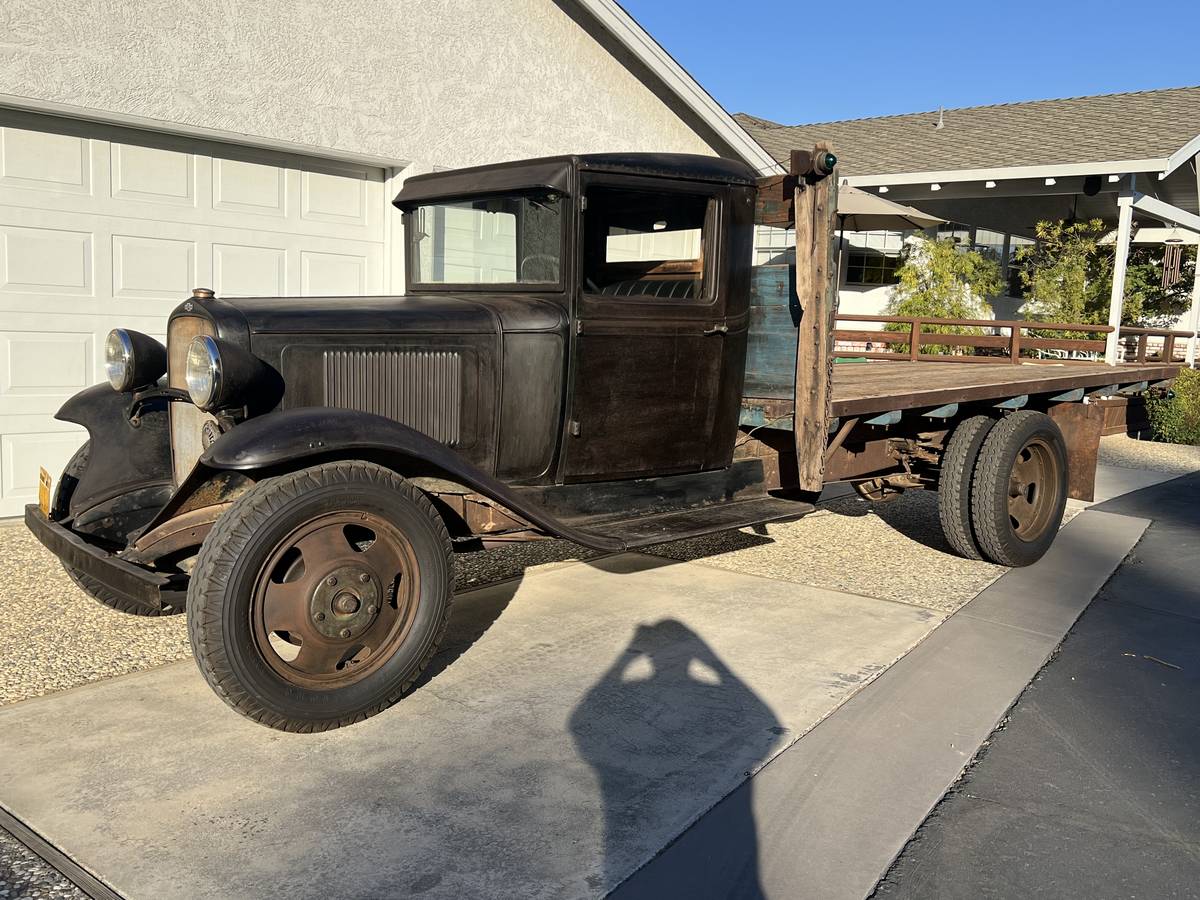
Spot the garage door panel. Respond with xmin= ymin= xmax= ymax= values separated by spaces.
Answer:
xmin=301 ymin=249 xmax=368 ymax=295
xmin=110 ymin=143 xmax=195 ymax=207
xmin=213 ymin=158 xmax=286 ymax=218
xmin=112 ymin=234 xmax=196 ymax=300
xmin=0 ymin=224 xmax=93 ymax=296
xmin=0 ymin=127 xmax=93 ymax=196
xmin=213 ymin=243 xmax=286 ymax=296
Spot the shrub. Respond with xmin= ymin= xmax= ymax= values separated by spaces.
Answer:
xmin=1147 ymin=367 xmax=1200 ymax=445
xmin=884 ymin=236 xmax=1002 ymax=355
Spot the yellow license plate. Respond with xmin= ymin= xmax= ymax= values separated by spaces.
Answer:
xmin=38 ymin=467 xmax=52 ymax=516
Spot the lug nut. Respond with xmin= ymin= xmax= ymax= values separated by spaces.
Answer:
xmin=340 ymin=628 xmax=352 ymax=639
xmin=316 ymin=612 xmax=326 ymax=621
xmin=367 ymin=605 xmax=376 ymax=615
xmin=326 ymin=576 xmax=338 ymax=586
xmin=359 ymin=573 xmax=370 ymax=584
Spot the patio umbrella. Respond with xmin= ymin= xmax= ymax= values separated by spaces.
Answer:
xmin=836 ymin=186 xmax=944 ymax=231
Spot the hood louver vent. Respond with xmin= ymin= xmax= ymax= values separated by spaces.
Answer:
xmin=323 ymin=350 xmax=463 ymax=445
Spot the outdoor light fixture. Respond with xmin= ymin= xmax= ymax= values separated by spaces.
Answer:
xmin=878 ymin=186 xmax=888 ymax=193
xmin=985 ymin=180 xmax=997 ymax=188
xmin=1108 ymin=175 xmax=1121 ymax=183
xmin=1044 ymin=178 xmax=1056 ymax=186
xmin=930 ymin=183 xmax=941 ymax=191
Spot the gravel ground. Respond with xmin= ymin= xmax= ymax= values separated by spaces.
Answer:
xmin=0 ymin=827 xmax=86 ymax=900
xmin=647 ymin=490 xmax=1006 ymax=614
xmin=1099 ymin=433 xmax=1200 ymax=476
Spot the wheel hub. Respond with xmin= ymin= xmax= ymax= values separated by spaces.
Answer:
xmin=310 ymin=565 xmax=380 ymax=640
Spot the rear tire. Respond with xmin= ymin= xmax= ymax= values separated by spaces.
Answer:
xmin=187 ymin=460 xmax=453 ymax=732
xmin=970 ymin=411 xmax=1068 ymax=567
xmin=937 ymin=416 xmax=997 ymax=561
xmin=55 ymin=441 xmax=179 ymax=616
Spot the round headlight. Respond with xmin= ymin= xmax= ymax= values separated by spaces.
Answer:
xmin=104 ymin=329 xmax=135 ymax=391
xmin=185 ymin=335 xmax=222 ymax=411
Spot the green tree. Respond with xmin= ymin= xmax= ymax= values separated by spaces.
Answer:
xmin=1014 ymin=218 xmax=1195 ymax=327
xmin=884 ymin=236 xmax=1003 ymax=355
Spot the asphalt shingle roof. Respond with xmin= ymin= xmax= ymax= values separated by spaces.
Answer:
xmin=735 ymin=86 xmax=1200 ymax=177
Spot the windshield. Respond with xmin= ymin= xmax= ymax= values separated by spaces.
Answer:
xmin=409 ymin=191 xmax=563 ymax=286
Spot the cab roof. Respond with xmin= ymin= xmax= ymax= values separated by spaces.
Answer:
xmin=392 ymin=153 xmax=757 ymax=209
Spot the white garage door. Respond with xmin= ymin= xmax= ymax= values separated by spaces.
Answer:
xmin=0 ymin=109 xmax=390 ymax=517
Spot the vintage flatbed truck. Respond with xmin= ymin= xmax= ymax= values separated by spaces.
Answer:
xmin=25 ymin=149 xmax=1180 ymax=732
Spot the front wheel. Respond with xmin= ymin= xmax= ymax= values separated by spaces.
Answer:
xmin=187 ymin=460 xmax=453 ymax=732
xmin=970 ymin=411 xmax=1068 ymax=567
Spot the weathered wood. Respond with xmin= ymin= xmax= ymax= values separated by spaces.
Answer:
xmin=790 ymin=144 xmax=838 ymax=492
xmin=754 ymin=174 xmax=797 ymax=227
xmin=827 ymin=360 xmax=1180 ymax=417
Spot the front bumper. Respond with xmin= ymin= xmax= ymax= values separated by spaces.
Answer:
xmin=25 ymin=506 xmax=187 ymax=613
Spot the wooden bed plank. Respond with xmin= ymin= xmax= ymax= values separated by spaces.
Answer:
xmin=826 ymin=361 xmax=1178 ymax=417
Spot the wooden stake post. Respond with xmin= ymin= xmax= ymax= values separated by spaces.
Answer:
xmin=755 ymin=145 xmax=839 ymax=492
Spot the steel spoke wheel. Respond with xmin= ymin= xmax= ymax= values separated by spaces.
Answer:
xmin=970 ymin=411 xmax=1068 ymax=567
xmin=253 ymin=511 xmax=420 ymax=687
xmin=187 ymin=461 xmax=453 ymax=732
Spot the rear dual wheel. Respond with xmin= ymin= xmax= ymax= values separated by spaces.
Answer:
xmin=938 ymin=411 xmax=1068 ymax=567
xmin=187 ymin=461 xmax=453 ymax=732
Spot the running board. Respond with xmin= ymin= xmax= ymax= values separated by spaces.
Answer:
xmin=572 ymin=496 xmax=815 ymax=549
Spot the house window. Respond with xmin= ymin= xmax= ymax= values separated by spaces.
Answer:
xmin=844 ymin=230 xmax=906 ymax=286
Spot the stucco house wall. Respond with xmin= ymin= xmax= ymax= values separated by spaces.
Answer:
xmin=0 ymin=0 xmax=721 ymax=168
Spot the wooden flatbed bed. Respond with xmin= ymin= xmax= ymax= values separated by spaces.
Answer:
xmin=828 ymin=360 xmax=1178 ymax=418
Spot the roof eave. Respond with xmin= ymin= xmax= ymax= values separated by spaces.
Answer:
xmin=843 ymin=158 xmax=1171 ymax=188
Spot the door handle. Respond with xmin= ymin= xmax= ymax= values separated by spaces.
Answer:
xmin=702 ymin=323 xmax=729 ymax=335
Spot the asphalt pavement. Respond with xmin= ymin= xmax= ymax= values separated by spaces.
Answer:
xmin=875 ymin=472 xmax=1200 ymax=899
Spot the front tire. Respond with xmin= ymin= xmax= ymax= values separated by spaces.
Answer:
xmin=187 ymin=460 xmax=453 ymax=732
xmin=970 ymin=411 xmax=1068 ymax=567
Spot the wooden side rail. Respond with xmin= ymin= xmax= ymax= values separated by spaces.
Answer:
xmin=833 ymin=315 xmax=1195 ymax=364
xmin=1117 ymin=326 xmax=1195 ymax=363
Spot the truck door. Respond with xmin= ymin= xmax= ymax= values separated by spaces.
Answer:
xmin=561 ymin=178 xmax=731 ymax=481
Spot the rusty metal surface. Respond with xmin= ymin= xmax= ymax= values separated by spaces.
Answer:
xmin=1047 ymin=402 xmax=1104 ymax=502
xmin=126 ymin=503 xmax=228 ymax=563
xmin=252 ymin=510 xmax=420 ymax=687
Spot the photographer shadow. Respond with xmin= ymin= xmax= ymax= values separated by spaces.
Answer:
xmin=569 ymin=618 xmax=781 ymax=899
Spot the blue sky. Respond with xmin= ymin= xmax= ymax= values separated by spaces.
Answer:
xmin=620 ymin=0 xmax=1200 ymax=125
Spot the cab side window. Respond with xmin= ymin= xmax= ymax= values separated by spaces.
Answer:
xmin=581 ymin=187 xmax=711 ymax=301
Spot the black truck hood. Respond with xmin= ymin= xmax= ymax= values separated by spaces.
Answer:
xmin=231 ymin=294 xmax=498 ymax=335
xmin=228 ymin=293 xmax=567 ymax=335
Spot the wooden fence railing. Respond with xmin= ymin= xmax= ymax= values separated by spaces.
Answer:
xmin=833 ymin=315 xmax=1195 ymax=364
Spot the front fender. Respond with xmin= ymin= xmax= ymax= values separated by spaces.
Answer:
xmin=55 ymin=384 xmax=173 ymax=516
xmin=197 ymin=408 xmax=623 ymax=552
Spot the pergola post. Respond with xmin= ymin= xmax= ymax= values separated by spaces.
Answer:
xmin=1105 ymin=191 xmax=1135 ymax=365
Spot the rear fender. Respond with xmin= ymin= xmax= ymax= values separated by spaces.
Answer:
xmin=55 ymin=384 xmax=173 ymax=517
xmin=170 ymin=408 xmax=622 ymax=551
